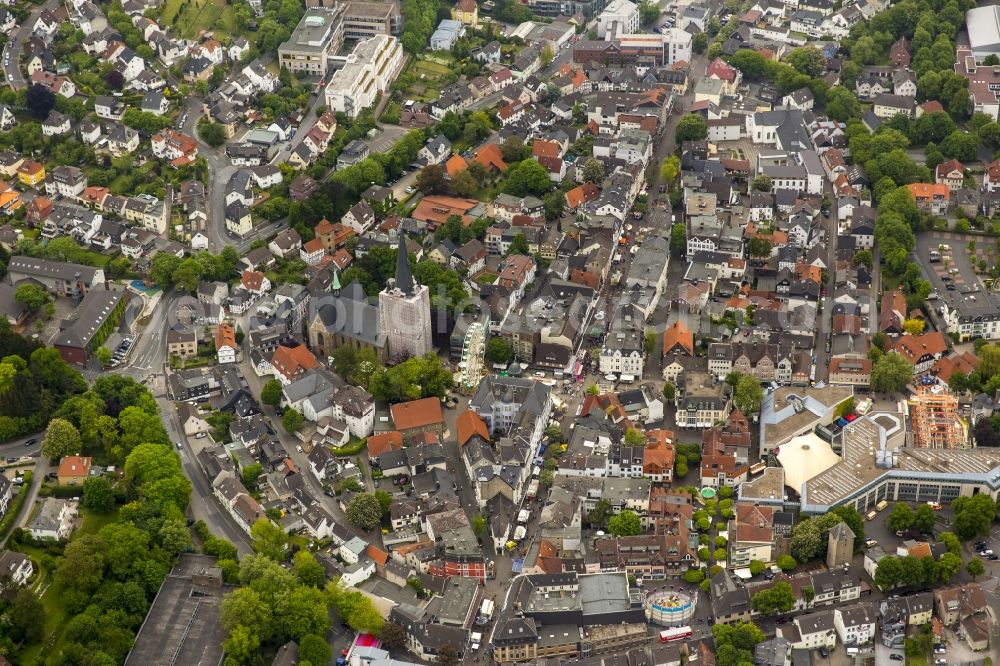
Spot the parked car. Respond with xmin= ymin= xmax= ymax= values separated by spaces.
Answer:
xmin=818 ymin=648 xmax=829 ymax=658
xmin=24 ymin=438 xmax=36 ymax=447
xmin=890 ymin=655 xmax=904 ymax=661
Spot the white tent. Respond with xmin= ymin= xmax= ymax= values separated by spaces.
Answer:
xmin=775 ymin=432 xmax=841 ymax=493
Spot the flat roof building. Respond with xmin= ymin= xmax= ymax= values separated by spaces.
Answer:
xmin=324 ymin=34 xmax=404 ymax=117
xmin=341 ymin=0 xmax=400 ymax=39
xmin=278 ymin=7 xmax=345 ymax=75
xmin=967 ymin=5 xmax=1000 ymax=60
xmin=125 ymin=554 xmax=233 ymax=666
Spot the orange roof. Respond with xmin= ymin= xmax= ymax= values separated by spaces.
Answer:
xmin=271 ymin=343 xmax=318 ymax=379
xmin=0 ymin=191 xmax=22 ymax=211
xmin=565 ymin=183 xmax=599 ymax=209
xmin=82 ymin=186 xmax=109 ymax=206
xmin=663 ymin=320 xmax=694 ymax=356
xmin=472 ymin=143 xmax=508 ymax=172
xmin=57 ymin=455 xmax=91 ymax=478
xmin=907 ymin=182 xmax=950 ymax=200
xmin=303 ymin=237 xmax=325 ymax=253
xmin=532 ymin=140 xmax=560 ymax=159
xmin=390 ymin=397 xmax=445 ymax=431
xmin=412 ymin=195 xmax=478 ymax=226
xmin=367 ymin=431 xmax=403 ymax=458
xmin=456 ymin=409 xmax=490 ymax=446
xmin=446 ymin=154 xmax=468 ymax=178
xmin=643 ymin=430 xmax=675 ymax=473
xmin=932 ymin=351 xmax=979 ymax=382
xmin=18 ymin=160 xmax=43 ymax=175
xmin=215 ymin=322 xmax=236 ymax=350
xmin=315 ymin=218 xmax=336 ymax=236
xmin=242 ymin=270 xmax=265 ymax=291
xmin=893 ymin=332 xmax=948 ymax=364
xmin=366 ymin=544 xmax=389 ymax=566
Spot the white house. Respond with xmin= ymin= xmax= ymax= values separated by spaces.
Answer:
xmin=834 ymin=602 xmax=877 ymax=646
xmin=27 ymin=498 xmax=78 ymax=540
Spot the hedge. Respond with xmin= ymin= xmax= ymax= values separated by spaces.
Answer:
xmin=0 ymin=471 xmax=32 ymax=541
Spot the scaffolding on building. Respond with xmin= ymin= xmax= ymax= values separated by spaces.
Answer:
xmin=908 ymin=384 xmax=968 ymax=449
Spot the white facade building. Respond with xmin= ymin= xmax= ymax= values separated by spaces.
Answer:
xmin=324 ymin=35 xmax=404 ymax=118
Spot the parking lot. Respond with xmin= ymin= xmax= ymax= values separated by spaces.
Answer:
xmin=364 ymin=125 xmax=409 ymax=155
xmin=914 ymin=231 xmax=991 ymax=295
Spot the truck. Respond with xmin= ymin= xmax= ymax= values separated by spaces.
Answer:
xmin=513 ymin=525 xmax=527 ymax=541
xmin=471 ymin=631 xmax=483 ymax=650
xmin=518 ymin=509 xmax=531 ymax=523
xmin=479 ymin=599 xmax=494 ymax=623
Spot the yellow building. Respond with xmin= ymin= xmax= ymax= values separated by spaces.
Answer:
xmin=452 ymin=0 xmax=478 ymax=27
xmin=17 ymin=160 xmax=45 ymax=187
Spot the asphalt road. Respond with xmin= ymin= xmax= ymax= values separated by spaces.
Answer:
xmin=2 ymin=0 xmax=59 ymax=91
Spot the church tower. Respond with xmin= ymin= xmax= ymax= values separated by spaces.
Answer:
xmin=378 ymin=235 xmax=433 ymax=361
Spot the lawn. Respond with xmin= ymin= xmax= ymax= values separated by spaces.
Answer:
xmin=161 ymin=0 xmax=238 ymax=39
xmin=475 ymin=272 xmax=498 ymax=285
xmin=16 ymin=507 xmax=120 ymax=664
xmin=401 ymin=58 xmax=456 ymax=102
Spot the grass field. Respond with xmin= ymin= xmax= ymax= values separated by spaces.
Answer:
xmin=161 ymin=0 xmax=239 ymax=39
xmin=405 ymin=58 xmax=455 ymax=102
xmin=17 ymin=507 xmax=120 ymax=664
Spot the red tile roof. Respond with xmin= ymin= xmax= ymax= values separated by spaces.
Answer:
xmin=390 ymin=397 xmax=445 ymax=431
xmin=367 ymin=431 xmax=403 ymax=458
xmin=457 ymin=409 xmax=490 ymax=446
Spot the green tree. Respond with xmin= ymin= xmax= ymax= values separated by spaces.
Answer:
xmin=261 ymin=379 xmax=284 ymax=407
xmin=241 ymin=463 xmax=264 ymax=489
xmin=624 ymin=428 xmax=645 ymax=447
xmin=748 ymin=237 xmax=772 ymax=258
xmin=871 ymin=353 xmax=914 ymax=394
xmin=41 ymin=417 xmax=82 ymax=459
xmin=967 ymin=557 xmax=985 ymax=579
xmin=588 ymin=499 xmax=613 ymax=528
xmin=938 ymin=531 xmax=961 ymax=556
xmin=802 ymin=586 xmax=815 ymax=605
xmin=913 ymin=504 xmax=935 ymax=533
xmin=506 ymin=233 xmax=530 ymax=257
xmin=874 ymin=555 xmax=903 ymax=590
xmin=825 ymin=86 xmax=861 ymax=121
xmin=503 ymin=160 xmax=552 ymax=196
xmin=660 ymin=155 xmax=680 ymax=187
xmin=346 ymin=493 xmax=383 ymax=531
xmin=750 ymin=175 xmax=772 ymax=192
xmin=9 ymin=588 xmax=45 ymax=643
xmin=733 ymin=375 xmax=764 ymax=414
xmin=282 ymin=408 xmax=304 ymax=432
xmin=293 ymin=551 xmax=327 ymax=588
xmin=250 ymin=518 xmax=288 ymax=561
xmin=95 ymin=346 xmax=112 ymax=366
xmin=485 ymin=337 xmax=513 ymax=365
xmin=675 ymin=114 xmax=708 ymax=143
xmin=670 ymin=223 xmax=687 ymax=258
xmin=751 ymin=581 xmax=795 ymax=615
xmin=683 ymin=568 xmax=706 ymax=583
xmin=540 ymin=44 xmax=555 ymax=66
xmin=300 ymin=634 xmax=333 ymax=665
xmin=888 ymin=503 xmax=915 ymax=532
xmin=82 ymin=476 xmax=116 ymax=513
xmin=198 ymin=120 xmax=226 ymax=147
xmin=776 ymin=555 xmax=796 ymax=571
xmin=607 ymin=510 xmax=643 ymax=536
xmin=749 ymin=560 xmax=767 ymax=576
xmin=582 ymin=158 xmax=605 ymax=184
xmin=14 ymin=283 xmax=49 ymax=312
xmin=692 ymin=32 xmax=708 ymax=53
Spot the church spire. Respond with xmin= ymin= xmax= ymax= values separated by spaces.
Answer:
xmin=395 ymin=233 xmax=415 ymax=296
xmin=331 ymin=268 xmax=341 ymax=294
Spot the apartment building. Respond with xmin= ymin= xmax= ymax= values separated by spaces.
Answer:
xmin=324 ymin=34 xmax=404 ymax=117
xmin=278 ymin=7 xmax=345 ymax=75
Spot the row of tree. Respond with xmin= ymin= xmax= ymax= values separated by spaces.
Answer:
xmin=328 ymin=347 xmax=455 ymax=403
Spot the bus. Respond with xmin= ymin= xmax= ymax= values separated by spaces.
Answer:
xmin=659 ymin=627 xmax=693 ymax=643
